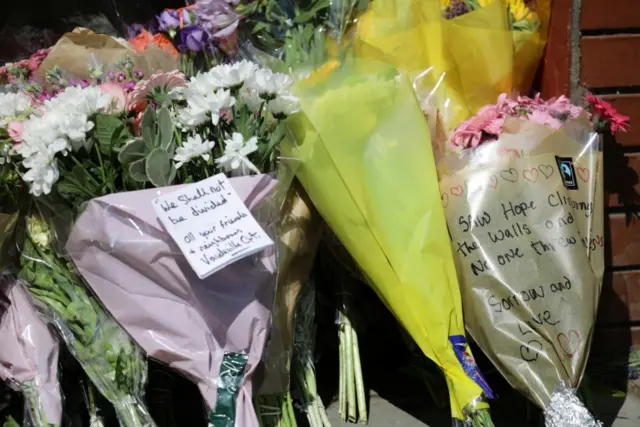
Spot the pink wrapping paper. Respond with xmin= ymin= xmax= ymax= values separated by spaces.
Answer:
xmin=0 ymin=277 xmax=62 ymax=425
xmin=65 ymin=175 xmax=278 ymax=427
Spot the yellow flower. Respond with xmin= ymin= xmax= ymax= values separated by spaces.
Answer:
xmin=26 ymin=215 xmax=51 ymax=249
xmin=478 ymin=0 xmax=494 ymax=7
xmin=505 ymin=0 xmax=534 ymax=22
xmin=441 ymin=0 xmax=452 ymax=8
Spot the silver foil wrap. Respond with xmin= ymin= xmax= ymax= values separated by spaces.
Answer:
xmin=544 ymin=382 xmax=602 ymax=427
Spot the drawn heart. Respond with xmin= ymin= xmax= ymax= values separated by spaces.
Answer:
xmin=595 ymin=235 xmax=604 ymax=247
xmin=538 ymin=164 xmax=554 ymax=179
xmin=519 ymin=340 xmax=543 ymax=363
xmin=488 ymin=175 xmax=498 ymax=189
xmin=441 ymin=192 xmax=449 ymax=208
xmin=499 ymin=147 xmax=521 ymax=160
xmin=450 ymin=185 xmax=463 ymax=197
xmin=577 ymin=167 xmax=590 ymax=183
xmin=523 ymin=168 xmax=539 ymax=183
xmin=557 ymin=330 xmax=582 ymax=359
xmin=500 ymin=168 xmax=519 ymax=183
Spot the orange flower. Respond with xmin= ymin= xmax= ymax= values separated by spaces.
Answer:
xmin=128 ymin=29 xmax=179 ymax=58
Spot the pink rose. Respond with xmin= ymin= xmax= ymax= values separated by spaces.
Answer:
xmin=99 ymin=82 xmax=127 ymax=113
xmin=7 ymin=121 xmax=25 ymax=143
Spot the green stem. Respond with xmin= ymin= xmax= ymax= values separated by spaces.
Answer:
xmin=344 ymin=319 xmax=356 ymax=422
xmin=69 ymin=154 xmax=101 ymax=189
xmin=351 ymin=327 xmax=367 ymax=424
xmin=338 ymin=326 xmax=346 ymax=420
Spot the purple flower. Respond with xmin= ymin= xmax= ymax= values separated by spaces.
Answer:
xmin=126 ymin=23 xmax=145 ymax=39
xmin=157 ymin=9 xmax=191 ymax=32
xmin=194 ymin=0 xmax=241 ymax=39
xmin=444 ymin=0 xmax=470 ymax=19
xmin=178 ymin=25 xmax=210 ymax=52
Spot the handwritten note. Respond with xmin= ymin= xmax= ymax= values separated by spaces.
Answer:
xmin=153 ymin=174 xmax=274 ymax=280
xmin=440 ymin=151 xmax=604 ymax=406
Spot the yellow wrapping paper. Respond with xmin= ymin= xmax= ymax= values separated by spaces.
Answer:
xmin=354 ymin=0 xmax=549 ymax=132
xmin=283 ymin=58 xmax=490 ymax=419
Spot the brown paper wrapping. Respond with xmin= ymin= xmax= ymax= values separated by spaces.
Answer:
xmin=438 ymin=119 xmax=604 ymax=408
xmin=35 ymin=28 xmax=178 ymax=81
xmin=256 ymin=179 xmax=322 ymax=395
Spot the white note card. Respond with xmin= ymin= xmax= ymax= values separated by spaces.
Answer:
xmin=153 ymin=173 xmax=274 ymax=280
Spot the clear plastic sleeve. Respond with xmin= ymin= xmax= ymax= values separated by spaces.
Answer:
xmin=437 ymin=117 xmax=603 ymax=422
xmin=64 ymin=174 xmax=282 ymax=427
xmin=283 ymin=56 xmax=493 ymax=423
xmin=19 ymin=212 xmax=155 ymax=427
xmin=0 ymin=275 xmax=62 ymax=427
xmin=256 ymin=178 xmax=322 ymax=397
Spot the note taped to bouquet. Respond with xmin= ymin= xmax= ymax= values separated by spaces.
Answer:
xmin=153 ymin=174 xmax=274 ymax=279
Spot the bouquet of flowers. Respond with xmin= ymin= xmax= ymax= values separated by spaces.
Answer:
xmin=0 ymin=277 xmax=62 ymax=427
xmin=4 ymin=54 xmax=302 ymax=427
xmin=128 ymin=1 xmax=242 ymax=76
xmin=436 ymin=93 xmax=629 ymax=426
xmin=284 ymin=56 xmax=496 ymax=426
xmin=355 ymin=0 xmax=549 ymax=134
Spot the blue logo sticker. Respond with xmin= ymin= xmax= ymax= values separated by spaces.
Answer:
xmin=449 ymin=335 xmax=495 ymax=399
xmin=555 ymin=156 xmax=579 ymax=190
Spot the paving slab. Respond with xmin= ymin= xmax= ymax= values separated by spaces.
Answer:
xmin=322 ymin=391 xmax=640 ymax=427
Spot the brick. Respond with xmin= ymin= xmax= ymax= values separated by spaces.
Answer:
xmin=609 ymin=215 xmax=640 ymax=266
xmin=581 ymin=0 xmax=640 ymax=31
xmin=598 ymin=270 xmax=640 ymax=323
xmin=581 ymin=35 xmax=640 ymax=88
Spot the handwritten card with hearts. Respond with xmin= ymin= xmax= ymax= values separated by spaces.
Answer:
xmin=438 ymin=150 xmax=605 ymax=407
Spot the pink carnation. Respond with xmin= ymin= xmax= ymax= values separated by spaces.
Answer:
xmin=7 ymin=121 xmax=25 ymax=143
xmin=126 ymin=70 xmax=187 ymax=112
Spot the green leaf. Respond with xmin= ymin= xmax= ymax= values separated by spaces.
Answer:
xmin=118 ymin=139 xmax=147 ymax=164
xmin=128 ymin=158 xmax=148 ymax=182
xmin=145 ymin=148 xmax=175 ymax=188
xmin=94 ymin=114 xmax=124 ymax=153
xmin=156 ymin=107 xmax=174 ymax=150
xmin=3 ymin=415 xmax=20 ymax=427
xmin=141 ymin=105 xmax=157 ymax=150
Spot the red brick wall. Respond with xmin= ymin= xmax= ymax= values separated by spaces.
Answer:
xmin=540 ymin=0 xmax=640 ymax=349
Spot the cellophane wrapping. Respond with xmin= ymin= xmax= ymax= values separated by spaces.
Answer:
xmin=283 ymin=56 xmax=493 ymax=422
xmin=64 ymin=174 xmax=282 ymax=427
xmin=354 ymin=0 xmax=549 ymax=134
xmin=437 ymin=117 xmax=604 ymax=413
xmin=19 ymin=210 xmax=155 ymax=427
xmin=0 ymin=274 xmax=62 ymax=427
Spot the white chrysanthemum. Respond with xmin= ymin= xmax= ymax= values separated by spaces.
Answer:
xmin=207 ymin=89 xmax=235 ymax=125
xmin=215 ymin=132 xmax=259 ymax=176
xmin=15 ymin=86 xmax=106 ymax=195
xmin=239 ymin=87 xmax=264 ymax=113
xmin=187 ymin=73 xmax=218 ymax=98
xmin=250 ymin=68 xmax=295 ymax=99
xmin=208 ymin=60 xmax=257 ymax=89
xmin=43 ymin=86 xmax=111 ymax=116
xmin=22 ymin=153 xmax=60 ymax=196
xmin=268 ymin=94 xmax=300 ymax=117
xmin=0 ymin=92 xmax=32 ymax=125
xmin=174 ymin=134 xmax=215 ymax=168
xmin=177 ymin=89 xmax=236 ymax=128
